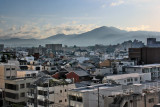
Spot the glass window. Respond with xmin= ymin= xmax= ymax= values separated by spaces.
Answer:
xmin=20 ymin=84 xmax=25 ymax=89
xmin=20 ymin=92 xmax=25 ymax=97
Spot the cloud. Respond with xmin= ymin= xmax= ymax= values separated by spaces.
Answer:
xmin=0 ymin=20 xmax=6 ymax=24
xmin=122 ymin=25 xmax=150 ymax=31
xmin=44 ymin=23 xmax=99 ymax=38
xmin=0 ymin=22 xmax=99 ymax=39
xmin=9 ymin=25 xmax=17 ymax=31
xmin=110 ymin=0 xmax=124 ymax=6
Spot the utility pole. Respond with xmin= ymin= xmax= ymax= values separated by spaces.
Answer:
xmin=98 ymin=87 xmax=100 ymax=107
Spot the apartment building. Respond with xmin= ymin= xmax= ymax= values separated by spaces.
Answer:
xmin=125 ymin=64 xmax=160 ymax=80
xmin=27 ymin=77 xmax=76 ymax=107
xmin=103 ymin=73 xmax=151 ymax=85
xmin=4 ymin=77 xmax=37 ymax=106
xmin=68 ymin=82 xmax=160 ymax=107
xmin=0 ymin=63 xmax=17 ymax=89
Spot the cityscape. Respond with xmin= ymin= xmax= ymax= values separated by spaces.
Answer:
xmin=1 ymin=0 xmax=160 ymax=107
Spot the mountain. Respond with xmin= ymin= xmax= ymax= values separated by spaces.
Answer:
xmin=1 ymin=26 xmax=160 ymax=47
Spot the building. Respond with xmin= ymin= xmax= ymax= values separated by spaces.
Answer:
xmin=125 ymin=64 xmax=160 ymax=80
xmin=93 ymin=68 xmax=113 ymax=76
xmin=106 ymin=89 xmax=160 ymax=107
xmin=16 ymin=70 xmax=39 ymax=78
xmin=27 ymin=77 xmax=75 ymax=107
xmin=45 ymin=44 xmax=62 ymax=52
xmin=0 ymin=63 xmax=17 ymax=89
xmin=68 ymin=82 xmax=160 ymax=107
xmin=147 ymin=38 xmax=160 ymax=47
xmin=103 ymin=73 xmax=151 ymax=85
xmin=4 ymin=77 xmax=37 ymax=106
xmin=0 ymin=44 xmax=4 ymax=51
xmin=66 ymin=69 xmax=90 ymax=83
xmin=129 ymin=47 xmax=160 ymax=64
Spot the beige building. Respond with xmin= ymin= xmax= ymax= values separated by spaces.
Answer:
xmin=0 ymin=63 xmax=17 ymax=89
xmin=27 ymin=77 xmax=76 ymax=107
xmin=4 ymin=77 xmax=37 ymax=105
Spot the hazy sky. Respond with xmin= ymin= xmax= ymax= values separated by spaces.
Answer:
xmin=0 ymin=0 xmax=160 ymax=39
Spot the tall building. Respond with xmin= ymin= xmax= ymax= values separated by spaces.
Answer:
xmin=0 ymin=44 xmax=4 ymax=51
xmin=129 ymin=47 xmax=160 ymax=64
xmin=45 ymin=44 xmax=62 ymax=52
xmin=147 ymin=38 xmax=160 ymax=47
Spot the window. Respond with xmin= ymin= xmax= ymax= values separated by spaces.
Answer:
xmin=5 ymin=92 xmax=19 ymax=99
xmin=124 ymin=80 xmax=126 ymax=83
xmin=134 ymin=68 xmax=136 ymax=71
xmin=65 ymin=89 xmax=67 ymax=92
xmin=60 ymin=90 xmax=62 ymax=93
xmin=26 ymin=83 xmax=30 ymax=88
xmin=127 ymin=79 xmax=130 ymax=82
xmin=6 ymin=68 xmax=10 ymax=71
xmin=59 ymin=100 xmax=62 ymax=103
xmin=77 ymin=97 xmax=83 ymax=102
xmin=26 ymin=74 xmax=30 ymax=77
xmin=20 ymin=92 xmax=25 ymax=97
xmin=32 ymin=73 xmax=36 ymax=77
xmin=12 ymin=68 xmax=15 ymax=70
xmin=20 ymin=84 xmax=25 ymax=89
xmin=5 ymin=83 xmax=18 ymax=90
xmin=149 ymin=98 xmax=154 ymax=103
xmin=134 ymin=78 xmax=138 ymax=81
xmin=65 ymin=99 xmax=67 ymax=102
xmin=69 ymin=95 xmax=76 ymax=101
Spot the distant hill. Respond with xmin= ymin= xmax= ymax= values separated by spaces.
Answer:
xmin=1 ymin=26 xmax=160 ymax=47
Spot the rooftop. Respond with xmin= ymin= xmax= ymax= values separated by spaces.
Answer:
xmin=128 ymin=64 xmax=160 ymax=68
xmin=105 ymin=73 xmax=146 ymax=80
xmin=71 ymin=83 xmax=120 ymax=93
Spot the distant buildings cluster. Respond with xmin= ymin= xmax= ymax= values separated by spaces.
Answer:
xmin=0 ymin=38 xmax=160 ymax=107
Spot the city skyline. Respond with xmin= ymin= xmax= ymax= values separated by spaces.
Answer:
xmin=0 ymin=0 xmax=160 ymax=39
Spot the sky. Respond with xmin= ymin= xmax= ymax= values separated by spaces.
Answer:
xmin=0 ymin=0 xmax=160 ymax=39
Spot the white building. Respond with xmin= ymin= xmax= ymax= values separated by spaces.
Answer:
xmin=93 ymin=68 xmax=112 ymax=76
xmin=27 ymin=77 xmax=76 ymax=107
xmin=125 ymin=64 xmax=160 ymax=80
xmin=103 ymin=73 xmax=151 ymax=85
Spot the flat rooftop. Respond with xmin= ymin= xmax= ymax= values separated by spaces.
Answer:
xmin=71 ymin=83 xmax=120 ymax=92
xmin=128 ymin=64 xmax=160 ymax=68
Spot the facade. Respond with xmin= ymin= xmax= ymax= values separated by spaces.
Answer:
xmin=68 ymin=82 xmax=160 ymax=107
xmin=4 ymin=77 xmax=37 ymax=105
xmin=45 ymin=44 xmax=62 ymax=52
xmin=147 ymin=38 xmax=160 ymax=47
xmin=103 ymin=73 xmax=151 ymax=85
xmin=0 ymin=63 xmax=17 ymax=89
xmin=125 ymin=64 xmax=160 ymax=80
xmin=27 ymin=78 xmax=76 ymax=107
xmin=106 ymin=89 xmax=160 ymax=107
xmin=16 ymin=70 xmax=39 ymax=78
xmin=93 ymin=68 xmax=113 ymax=76
xmin=66 ymin=70 xmax=90 ymax=83
xmin=129 ymin=47 xmax=160 ymax=64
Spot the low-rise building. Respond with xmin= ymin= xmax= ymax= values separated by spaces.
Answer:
xmin=27 ymin=77 xmax=76 ymax=107
xmin=0 ymin=63 xmax=17 ymax=89
xmin=125 ymin=64 xmax=160 ymax=80
xmin=103 ymin=73 xmax=151 ymax=85
xmin=4 ymin=77 xmax=37 ymax=106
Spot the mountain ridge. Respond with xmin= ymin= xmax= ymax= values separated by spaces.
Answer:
xmin=1 ymin=26 xmax=160 ymax=47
